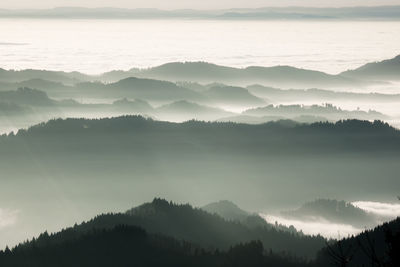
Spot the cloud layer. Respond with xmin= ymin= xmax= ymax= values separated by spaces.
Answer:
xmin=352 ymin=201 xmax=400 ymax=218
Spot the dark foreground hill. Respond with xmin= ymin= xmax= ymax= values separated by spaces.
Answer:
xmin=0 ymin=198 xmax=398 ymax=267
xmin=69 ymin=199 xmax=325 ymax=258
xmin=315 ymin=217 xmax=400 ymax=267
xmin=0 ymin=225 xmax=309 ymax=267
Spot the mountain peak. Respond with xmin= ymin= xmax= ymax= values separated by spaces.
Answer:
xmin=202 ymin=200 xmax=250 ymax=221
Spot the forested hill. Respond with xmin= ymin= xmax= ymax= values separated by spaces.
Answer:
xmin=0 ymin=198 xmax=398 ymax=267
xmin=3 ymin=116 xmax=399 ymax=155
xmin=0 ymin=225 xmax=309 ymax=267
xmin=58 ymin=198 xmax=326 ymax=258
xmin=315 ymin=217 xmax=400 ymax=267
xmin=0 ymin=117 xmax=398 ymax=208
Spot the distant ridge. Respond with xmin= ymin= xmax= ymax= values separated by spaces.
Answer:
xmin=135 ymin=62 xmax=365 ymax=88
xmin=202 ymin=200 xmax=250 ymax=221
xmin=2 ymin=55 xmax=398 ymax=87
xmin=0 ymin=6 xmax=399 ymax=20
xmin=341 ymin=54 xmax=400 ymax=80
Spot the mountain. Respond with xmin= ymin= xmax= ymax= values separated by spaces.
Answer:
xmin=0 ymin=117 xmax=399 ymax=247
xmin=204 ymin=86 xmax=265 ymax=108
xmin=243 ymin=104 xmax=388 ymax=121
xmin=1 ymin=6 xmax=399 ymax=20
xmin=0 ymin=68 xmax=90 ymax=84
xmin=76 ymin=77 xmax=205 ymax=102
xmin=341 ymin=55 xmax=400 ymax=80
xmin=202 ymin=200 xmax=250 ymax=221
xmin=0 ymin=204 xmax=398 ymax=266
xmin=13 ymin=198 xmax=325 ymax=258
xmin=201 ymin=200 xmax=298 ymax=233
xmin=156 ymin=100 xmax=233 ymax=121
xmin=112 ymin=98 xmax=154 ymax=113
xmin=0 ymin=87 xmax=56 ymax=106
xmin=315 ymin=218 xmax=400 ymax=267
xmin=136 ymin=62 xmax=365 ymax=88
xmin=281 ymin=199 xmax=377 ymax=228
xmin=98 ymin=68 xmax=140 ymax=83
xmin=247 ymin=84 xmax=400 ymax=103
xmin=0 ymin=225 xmax=310 ymax=267
xmin=217 ymin=115 xmax=329 ymax=124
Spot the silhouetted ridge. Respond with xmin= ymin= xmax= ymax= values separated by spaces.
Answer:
xmin=281 ymin=199 xmax=377 ymax=227
xmin=202 ymin=200 xmax=250 ymax=221
xmin=316 ymin=218 xmax=400 ymax=267
xmin=56 ymin=198 xmax=326 ymax=258
xmin=0 ymin=224 xmax=310 ymax=267
xmin=136 ymin=62 xmax=362 ymax=87
xmin=341 ymin=54 xmax=400 ymax=80
xmin=0 ymin=87 xmax=55 ymax=106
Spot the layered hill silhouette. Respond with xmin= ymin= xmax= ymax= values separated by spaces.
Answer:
xmin=341 ymin=55 xmax=400 ymax=80
xmin=0 ymin=198 xmax=398 ymax=267
xmin=156 ymin=100 xmax=233 ymax=121
xmin=0 ymin=116 xmax=398 ymax=210
xmin=1 ymin=198 xmax=326 ymax=260
xmin=1 ymin=6 xmax=399 ymax=20
xmin=0 ymin=225 xmax=309 ymax=267
xmin=0 ymin=68 xmax=89 ymax=84
xmin=315 ymin=217 xmax=400 ymax=267
xmin=202 ymin=200 xmax=251 ymax=222
xmin=247 ymin=84 xmax=400 ymax=103
xmin=202 ymin=200 xmax=297 ymax=233
xmin=0 ymin=86 xmax=390 ymax=128
xmin=281 ymin=199 xmax=378 ymax=228
xmin=135 ymin=62 xmax=364 ymax=88
xmin=0 ymin=87 xmax=56 ymax=106
xmin=203 ymin=85 xmax=265 ymax=108
xmin=75 ymin=77 xmax=205 ymax=102
xmin=8 ymin=116 xmax=399 ymax=153
xmin=242 ymin=104 xmax=387 ymax=122
xmin=3 ymin=55 xmax=399 ymax=92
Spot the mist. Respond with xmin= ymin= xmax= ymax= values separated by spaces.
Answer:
xmin=1 ymin=8 xmax=400 ymax=266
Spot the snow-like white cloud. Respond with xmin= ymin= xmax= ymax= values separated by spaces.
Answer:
xmin=352 ymin=201 xmax=400 ymax=218
xmin=259 ymin=213 xmax=361 ymax=239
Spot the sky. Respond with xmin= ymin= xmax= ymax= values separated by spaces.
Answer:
xmin=1 ymin=0 xmax=400 ymax=10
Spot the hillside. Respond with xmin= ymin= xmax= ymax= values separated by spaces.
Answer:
xmin=76 ymin=77 xmax=205 ymax=102
xmin=202 ymin=200 xmax=298 ymax=233
xmin=341 ymin=55 xmax=400 ymax=80
xmin=281 ymin=199 xmax=377 ymax=227
xmin=246 ymin=85 xmax=400 ymax=103
xmin=136 ymin=62 xmax=364 ymax=88
xmin=315 ymin=218 xmax=400 ymax=267
xmin=12 ymin=198 xmax=326 ymax=258
xmin=0 ymin=117 xmax=399 ymax=248
xmin=0 ymin=87 xmax=55 ymax=106
xmin=204 ymin=86 xmax=265 ymax=108
xmin=243 ymin=104 xmax=388 ymax=121
xmin=202 ymin=200 xmax=250 ymax=221
xmin=0 ymin=225 xmax=309 ymax=267
xmin=156 ymin=100 xmax=233 ymax=121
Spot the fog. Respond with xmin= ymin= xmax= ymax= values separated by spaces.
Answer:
xmin=261 ymin=214 xmax=361 ymax=238
xmin=260 ymin=201 xmax=400 ymax=239
xmin=0 ymin=13 xmax=400 ymax=266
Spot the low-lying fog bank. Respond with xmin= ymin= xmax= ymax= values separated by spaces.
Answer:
xmin=261 ymin=201 xmax=400 ymax=239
